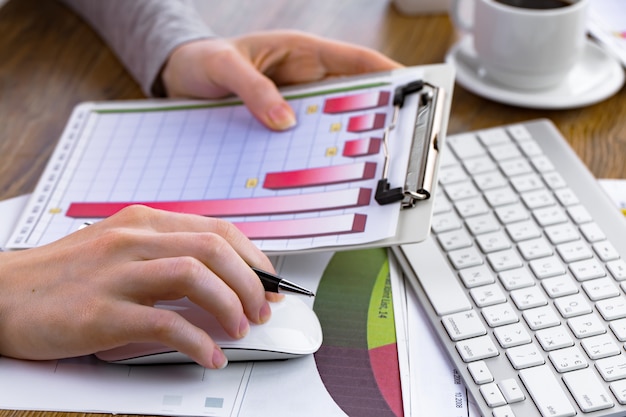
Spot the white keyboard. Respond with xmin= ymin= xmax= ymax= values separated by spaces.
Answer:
xmin=394 ymin=119 xmax=626 ymax=417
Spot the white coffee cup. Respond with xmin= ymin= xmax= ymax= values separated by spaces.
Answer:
xmin=450 ymin=0 xmax=589 ymax=90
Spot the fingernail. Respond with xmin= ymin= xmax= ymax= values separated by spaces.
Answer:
xmin=259 ymin=301 xmax=272 ymax=323
xmin=267 ymin=103 xmax=296 ymax=130
xmin=212 ymin=348 xmax=228 ymax=369
xmin=239 ymin=315 xmax=250 ymax=337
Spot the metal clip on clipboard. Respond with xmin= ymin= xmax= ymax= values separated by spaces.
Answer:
xmin=375 ymin=80 xmax=445 ymax=208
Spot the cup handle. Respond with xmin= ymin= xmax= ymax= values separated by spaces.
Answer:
xmin=449 ymin=0 xmax=473 ymax=32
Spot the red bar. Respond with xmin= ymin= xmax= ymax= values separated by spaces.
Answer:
xmin=342 ymin=137 xmax=382 ymax=157
xmin=323 ymin=91 xmax=390 ymax=114
xmin=235 ymin=213 xmax=367 ymax=239
xmin=263 ymin=162 xmax=377 ymax=190
xmin=347 ymin=113 xmax=387 ymax=132
xmin=65 ymin=188 xmax=373 ymax=218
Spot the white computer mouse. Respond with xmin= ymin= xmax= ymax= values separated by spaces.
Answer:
xmin=95 ymin=295 xmax=323 ymax=365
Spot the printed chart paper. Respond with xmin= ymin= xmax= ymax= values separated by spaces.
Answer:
xmin=0 ymin=249 xmax=408 ymax=417
xmin=7 ymin=73 xmax=425 ymax=252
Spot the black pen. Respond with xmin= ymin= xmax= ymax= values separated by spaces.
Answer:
xmin=252 ymin=267 xmax=315 ymax=297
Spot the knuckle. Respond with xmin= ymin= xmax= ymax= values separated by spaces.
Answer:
xmin=115 ymin=204 xmax=154 ymax=222
xmin=146 ymin=309 xmax=184 ymax=342
xmin=165 ymin=256 xmax=207 ymax=286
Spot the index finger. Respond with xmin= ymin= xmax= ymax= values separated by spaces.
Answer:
xmin=97 ymin=205 xmax=274 ymax=273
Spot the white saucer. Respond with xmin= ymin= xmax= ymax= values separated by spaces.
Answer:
xmin=445 ymin=36 xmax=625 ymax=109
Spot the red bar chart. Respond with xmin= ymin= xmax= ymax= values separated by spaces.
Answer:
xmin=263 ymin=162 xmax=377 ymax=190
xmin=234 ymin=213 xmax=367 ymax=239
xmin=347 ymin=113 xmax=387 ymax=133
xmin=323 ymin=91 xmax=390 ymax=114
xmin=66 ymin=188 xmax=372 ymax=218
xmin=343 ymin=137 xmax=382 ymax=157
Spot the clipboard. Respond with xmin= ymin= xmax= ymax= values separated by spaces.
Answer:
xmin=5 ymin=64 xmax=454 ymax=253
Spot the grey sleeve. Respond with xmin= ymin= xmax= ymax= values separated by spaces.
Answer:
xmin=59 ymin=0 xmax=214 ymax=96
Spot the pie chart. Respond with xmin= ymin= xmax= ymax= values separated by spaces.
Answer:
xmin=313 ymin=248 xmax=403 ymax=417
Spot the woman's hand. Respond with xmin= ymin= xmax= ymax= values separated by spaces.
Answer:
xmin=0 ymin=205 xmax=280 ymax=369
xmin=161 ymin=30 xmax=402 ymax=130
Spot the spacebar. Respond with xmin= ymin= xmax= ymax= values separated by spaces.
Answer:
xmin=398 ymin=237 xmax=472 ymax=316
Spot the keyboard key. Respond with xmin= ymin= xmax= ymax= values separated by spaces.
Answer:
xmin=482 ymin=302 xmax=519 ymax=327
xmin=400 ymin=239 xmax=472 ymax=316
xmin=531 ymin=155 xmax=555 ymax=173
xmin=431 ymin=212 xmax=462 ymax=233
xmin=478 ymin=128 xmax=512 ymax=146
xmin=445 ymin=181 xmax=480 ymax=201
xmin=568 ymin=313 xmax=606 ymax=338
xmin=465 ymin=213 xmax=501 ymax=235
xmin=499 ymin=268 xmax=535 ymax=290
xmin=554 ymin=294 xmax=592 ymax=318
xmin=463 ymin=155 xmax=496 ymax=175
xmin=479 ymin=382 xmax=507 ymax=407
xmin=506 ymin=220 xmax=542 ymax=242
xmin=569 ymin=259 xmax=606 ymax=281
xmin=519 ymin=365 xmax=576 ymax=417
xmin=495 ymin=203 xmax=530 ymax=224
xmin=607 ymin=259 xmax=626 ymax=281
xmin=499 ymin=158 xmax=534 ymax=177
xmin=456 ymin=335 xmax=499 ymax=362
xmin=567 ymin=205 xmax=592 ymax=224
xmin=528 ymin=255 xmax=566 ymax=279
xmin=511 ymin=286 xmax=548 ymax=310
xmin=518 ymin=237 xmax=554 ymax=260
xmin=610 ymin=318 xmax=626 ymax=341
xmin=533 ymin=206 xmax=568 ymax=227
xmin=521 ymin=189 xmax=556 ymax=209
xmin=487 ymin=249 xmax=524 ymax=272
xmin=523 ymin=305 xmax=561 ymax=330
xmin=474 ymin=171 xmax=508 ymax=191
xmin=442 ymin=310 xmax=486 ymax=341
xmin=544 ymin=223 xmax=580 ymax=244
xmin=467 ymin=360 xmax=493 ymax=384
xmin=492 ymin=405 xmax=516 ymax=417
xmin=562 ymin=368 xmax=614 ymax=412
xmin=581 ymin=334 xmax=621 ymax=360
xmin=582 ymin=277 xmax=619 ymax=301
xmin=494 ymin=323 xmax=532 ymax=348
xmin=579 ymin=222 xmax=605 ymax=243
xmin=484 ymin=186 xmax=520 ymax=207
xmin=448 ymin=133 xmax=485 ymax=159
xmin=498 ymin=378 xmax=525 ymax=403
xmin=459 ymin=265 xmax=496 ymax=288
xmin=437 ymin=229 xmax=473 ymax=251
xmin=596 ymin=296 xmax=626 ymax=321
xmin=536 ymin=326 xmax=574 ymax=351
xmin=449 ymin=247 xmax=484 ymax=269
xmin=556 ymin=241 xmax=593 ymax=263
xmin=506 ymin=343 xmax=545 ymax=369
xmin=454 ymin=196 xmax=490 ymax=218
xmin=596 ymin=355 xmax=626 ymax=381
xmin=548 ymin=346 xmax=588 ymax=372
xmin=541 ymin=275 xmax=578 ymax=298
xmin=470 ymin=284 xmax=507 ymax=307
xmin=610 ymin=379 xmax=626 ymax=404
xmin=510 ymin=173 xmax=544 ymax=193
xmin=476 ymin=231 xmax=512 ymax=253
xmin=593 ymin=241 xmax=620 ymax=262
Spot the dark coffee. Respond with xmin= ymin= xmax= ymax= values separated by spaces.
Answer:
xmin=494 ymin=0 xmax=572 ymax=9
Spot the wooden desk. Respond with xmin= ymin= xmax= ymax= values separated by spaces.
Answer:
xmin=0 ymin=0 xmax=624 ymax=416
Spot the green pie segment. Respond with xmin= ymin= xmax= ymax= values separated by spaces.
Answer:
xmin=313 ymin=248 xmax=402 ymax=417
